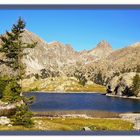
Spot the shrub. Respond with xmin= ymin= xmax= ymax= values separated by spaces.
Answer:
xmin=11 ymin=105 xmax=34 ymax=128
xmin=34 ymin=73 xmax=40 ymax=80
xmin=29 ymin=87 xmax=39 ymax=92
xmin=40 ymin=69 xmax=50 ymax=79
xmin=78 ymin=76 xmax=87 ymax=86
xmin=94 ymin=71 xmax=105 ymax=85
xmin=74 ymin=69 xmax=87 ymax=86
xmin=89 ymin=125 xmax=109 ymax=131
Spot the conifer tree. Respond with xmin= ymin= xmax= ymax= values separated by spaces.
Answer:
xmin=0 ymin=17 xmax=37 ymax=96
xmin=0 ymin=17 xmax=37 ymax=127
xmin=131 ymin=73 xmax=140 ymax=96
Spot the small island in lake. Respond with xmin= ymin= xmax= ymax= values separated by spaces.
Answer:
xmin=0 ymin=9 xmax=140 ymax=133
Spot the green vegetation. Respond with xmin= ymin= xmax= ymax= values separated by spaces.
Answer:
xmin=0 ymin=17 xmax=36 ymax=127
xmin=40 ymin=69 xmax=60 ymax=79
xmin=74 ymin=69 xmax=87 ymax=86
xmin=65 ymin=84 xmax=106 ymax=93
xmin=45 ymin=118 xmax=133 ymax=131
xmin=94 ymin=71 xmax=104 ymax=85
xmin=28 ymin=87 xmax=39 ymax=92
xmin=2 ymin=80 xmax=22 ymax=103
xmin=0 ymin=117 xmax=134 ymax=131
xmin=40 ymin=69 xmax=50 ymax=79
xmin=11 ymin=105 xmax=34 ymax=128
xmin=0 ymin=76 xmax=9 ymax=99
xmin=131 ymin=73 xmax=140 ymax=96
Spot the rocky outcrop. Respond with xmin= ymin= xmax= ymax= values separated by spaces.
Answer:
xmin=106 ymin=73 xmax=140 ymax=98
xmin=22 ymin=31 xmax=80 ymax=75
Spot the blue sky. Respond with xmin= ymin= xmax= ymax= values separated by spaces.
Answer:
xmin=0 ymin=10 xmax=140 ymax=51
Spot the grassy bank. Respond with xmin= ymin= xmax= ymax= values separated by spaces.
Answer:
xmin=0 ymin=117 xmax=134 ymax=131
xmin=22 ymin=77 xmax=106 ymax=93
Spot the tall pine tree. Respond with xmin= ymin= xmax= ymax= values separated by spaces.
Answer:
xmin=0 ymin=17 xmax=37 ymax=96
xmin=131 ymin=73 xmax=140 ymax=96
xmin=0 ymin=17 xmax=37 ymax=127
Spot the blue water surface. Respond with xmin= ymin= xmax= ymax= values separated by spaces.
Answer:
xmin=25 ymin=92 xmax=140 ymax=113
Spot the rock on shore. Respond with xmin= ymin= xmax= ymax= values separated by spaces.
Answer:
xmin=0 ymin=116 xmax=11 ymax=125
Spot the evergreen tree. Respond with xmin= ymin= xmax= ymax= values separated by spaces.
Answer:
xmin=0 ymin=17 xmax=37 ymax=96
xmin=136 ymin=65 xmax=140 ymax=72
xmin=74 ymin=69 xmax=87 ymax=86
xmin=0 ymin=17 xmax=37 ymax=127
xmin=40 ymin=69 xmax=50 ymax=79
xmin=11 ymin=105 xmax=34 ymax=128
xmin=94 ymin=71 xmax=104 ymax=85
xmin=0 ymin=76 xmax=9 ymax=99
xmin=2 ymin=79 xmax=22 ymax=103
xmin=131 ymin=73 xmax=140 ymax=96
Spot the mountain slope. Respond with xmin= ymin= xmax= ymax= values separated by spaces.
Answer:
xmin=0 ymin=29 xmax=140 ymax=89
xmin=0 ymin=30 xmax=80 ymax=75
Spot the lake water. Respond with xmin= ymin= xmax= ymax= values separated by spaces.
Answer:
xmin=25 ymin=92 xmax=140 ymax=113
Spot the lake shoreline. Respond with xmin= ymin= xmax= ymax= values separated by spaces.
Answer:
xmin=24 ymin=91 xmax=106 ymax=94
xmin=106 ymin=94 xmax=140 ymax=100
xmin=25 ymin=91 xmax=140 ymax=100
xmin=33 ymin=110 xmax=140 ymax=118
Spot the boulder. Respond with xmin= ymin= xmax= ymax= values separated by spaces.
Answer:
xmin=82 ymin=127 xmax=92 ymax=131
xmin=0 ymin=116 xmax=11 ymax=125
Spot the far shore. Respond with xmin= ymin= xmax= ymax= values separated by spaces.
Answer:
xmin=24 ymin=91 xmax=106 ymax=94
xmin=24 ymin=91 xmax=140 ymax=100
xmin=106 ymin=94 xmax=140 ymax=100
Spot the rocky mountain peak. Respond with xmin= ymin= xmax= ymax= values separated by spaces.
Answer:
xmin=96 ymin=40 xmax=112 ymax=49
xmin=87 ymin=40 xmax=113 ymax=59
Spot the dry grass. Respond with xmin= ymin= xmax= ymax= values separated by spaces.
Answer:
xmin=33 ymin=117 xmax=134 ymax=131
xmin=23 ymin=77 xmax=106 ymax=93
xmin=0 ymin=117 xmax=134 ymax=131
